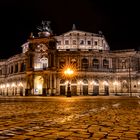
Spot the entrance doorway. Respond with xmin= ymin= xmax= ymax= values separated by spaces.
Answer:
xmin=104 ymin=85 xmax=109 ymax=95
xmin=60 ymin=79 xmax=66 ymax=95
xmin=93 ymin=80 xmax=99 ymax=95
xmin=71 ymin=79 xmax=77 ymax=95
xmin=83 ymin=79 xmax=88 ymax=95
xmin=34 ymin=76 xmax=44 ymax=95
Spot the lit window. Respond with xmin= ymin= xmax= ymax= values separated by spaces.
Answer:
xmin=65 ymin=40 xmax=69 ymax=45
xmin=94 ymin=41 xmax=98 ymax=45
xmin=93 ymin=59 xmax=99 ymax=69
xmin=80 ymin=40 xmax=84 ymax=45
xmin=59 ymin=59 xmax=65 ymax=69
xmin=73 ymin=40 xmax=76 ymax=45
xmin=82 ymin=58 xmax=88 ymax=69
xmin=103 ymin=59 xmax=109 ymax=69
xmin=57 ymin=41 xmax=61 ymax=45
xmin=87 ymin=41 xmax=91 ymax=45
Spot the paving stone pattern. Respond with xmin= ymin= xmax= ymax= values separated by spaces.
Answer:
xmin=0 ymin=96 xmax=140 ymax=140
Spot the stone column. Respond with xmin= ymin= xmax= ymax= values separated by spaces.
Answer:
xmin=52 ymin=74 xmax=56 ymax=95
xmin=100 ymin=57 xmax=102 ymax=69
xmin=47 ymin=74 xmax=51 ymax=95
xmin=25 ymin=75 xmax=33 ymax=96
xmin=18 ymin=62 xmax=20 ymax=73
xmin=42 ymin=75 xmax=47 ymax=96
xmin=50 ymin=73 xmax=52 ymax=95
xmin=109 ymin=58 xmax=112 ymax=69
xmin=25 ymin=76 xmax=30 ymax=96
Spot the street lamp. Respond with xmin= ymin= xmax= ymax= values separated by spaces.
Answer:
xmin=64 ymin=68 xmax=74 ymax=97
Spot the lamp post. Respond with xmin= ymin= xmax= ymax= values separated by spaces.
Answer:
xmin=64 ymin=68 xmax=74 ymax=97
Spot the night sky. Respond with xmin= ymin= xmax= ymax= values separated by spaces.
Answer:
xmin=0 ymin=0 xmax=140 ymax=58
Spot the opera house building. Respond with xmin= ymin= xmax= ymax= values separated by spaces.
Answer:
xmin=0 ymin=22 xmax=140 ymax=97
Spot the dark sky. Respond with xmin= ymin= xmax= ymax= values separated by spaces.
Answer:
xmin=0 ymin=0 xmax=140 ymax=58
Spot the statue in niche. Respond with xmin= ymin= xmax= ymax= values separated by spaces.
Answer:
xmin=37 ymin=21 xmax=52 ymax=34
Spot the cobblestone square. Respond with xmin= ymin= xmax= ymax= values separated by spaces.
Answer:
xmin=0 ymin=96 xmax=140 ymax=140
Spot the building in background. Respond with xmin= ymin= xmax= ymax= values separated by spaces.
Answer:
xmin=0 ymin=22 xmax=140 ymax=96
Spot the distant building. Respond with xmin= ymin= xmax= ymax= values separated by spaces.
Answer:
xmin=0 ymin=23 xmax=140 ymax=96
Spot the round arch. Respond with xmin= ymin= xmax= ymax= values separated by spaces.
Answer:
xmin=34 ymin=76 xmax=44 ymax=95
xmin=83 ymin=79 xmax=88 ymax=95
xmin=92 ymin=79 xmax=99 ymax=96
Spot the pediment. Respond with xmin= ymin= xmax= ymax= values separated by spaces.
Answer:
xmin=60 ymin=30 xmax=97 ymax=37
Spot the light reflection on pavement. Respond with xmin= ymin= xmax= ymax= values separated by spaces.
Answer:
xmin=0 ymin=96 xmax=140 ymax=139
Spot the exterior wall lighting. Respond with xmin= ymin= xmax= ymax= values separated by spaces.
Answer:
xmin=64 ymin=68 xmax=74 ymax=97
xmin=103 ymin=81 xmax=109 ymax=86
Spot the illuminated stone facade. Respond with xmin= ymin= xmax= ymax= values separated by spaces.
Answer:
xmin=0 ymin=25 xmax=140 ymax=96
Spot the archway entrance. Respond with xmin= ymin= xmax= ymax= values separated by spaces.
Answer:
xmin=60 ymin=79 xmax=66 ymax=95
xmin=103 ymin=81 xmax=109 ymax=95
xmin=93 ymin=80 xmax=99 ymax=95
xmin=71 ymin=79 xmax=77 ymax=96
xmin=122 ymin=80 xmax=129 ymax=93
xmin=34 ymin=76 xmax=44 ymax=95
xmin=104 ymin=85 xmax=109 ymax=95
xmin=83 ymin=79 xmax=88 ymax=95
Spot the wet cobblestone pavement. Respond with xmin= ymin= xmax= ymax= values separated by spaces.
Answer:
xmin=0 ymin=96 xmax=140 ymax=140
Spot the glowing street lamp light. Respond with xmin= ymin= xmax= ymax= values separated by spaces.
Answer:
xmin=64 ymin=68 xmax=74 ymax=97
xmin=64 ymin=68 xmax=74 ymax=77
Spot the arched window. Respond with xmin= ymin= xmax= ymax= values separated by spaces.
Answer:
xmin=81 ymin=58 xmax=88 ymax=69
xmin=122 ymin=80 xmax=128 ymax=88
xmin=73 ymin=40 xmax=76 ymax=45
xmin=71 ymin=58 xmax=77 ymax=68
xmin=93 ymin=79 xmax=99 ymax=85
xmin=60 ymin=79 xmax=65 ymax=84
xmin=93 ymin=59 xmax=99 ymax=68
xmin=15 ymin=64 xmax=18 ymax=73
xmin=103 ymin=59 xmax=109 ymax=69
xmin=20 ymin=63 xmax=26 ymax=72
xmin=11 ymin=66 xmax=13 ymax=74
xmin=83 ymin=79 xmax=88 ymax=84
xmin=121 ymin=59 xmax=127 ymax=69
xmin=71 ymin=79 xmax=77 ymax=84
xmin=59 ymin=59 xmax=65 ymax=69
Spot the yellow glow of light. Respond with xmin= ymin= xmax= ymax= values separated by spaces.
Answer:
xmin=64 ymin=68 xmax=74 ymax=76
xmin=103 ymin=81 xmax=109 ymax=86
xmin=11 ymin=83 xmax=16 ymax=87
xmin=37 ymin=84 xmax=42 ymax=89
xmin=91 ymin=81 xmax=99 ymax=86
xmin=18 ymin=82 xmax=23 ymax=87
xmin=78 ymin=81 xmax=83 ymax=85
xmin=113 ymin=81 xmax=119 ymax=86
xmin=6 ymin=84 xmax=10 ymax=88
xmin=61 ymin=64 xmax=77 ymax=80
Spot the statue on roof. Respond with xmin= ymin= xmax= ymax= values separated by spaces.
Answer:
xmin=37 ymin=21 xmax=52 ymax=34
xmin=72 ymin=24 xmax=76 ymax=30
